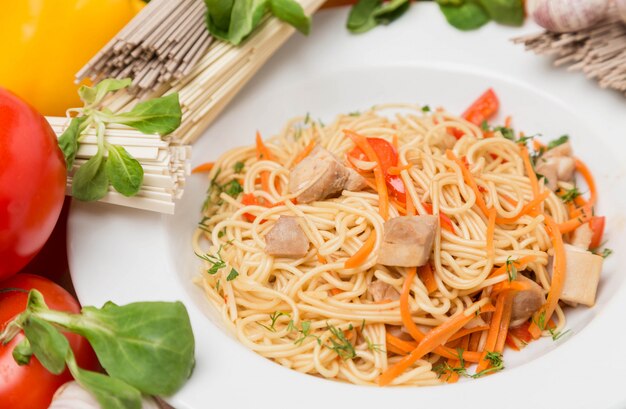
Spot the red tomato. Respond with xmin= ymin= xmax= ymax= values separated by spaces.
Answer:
xmin=462 ymin=88 xmax=500 ymax=126
xmin=349 ymin=138 xmax=407 ymax=200
xmin=0 ymin=89 xmax=66 ymax=280
xmin=0 ymin=274 xmax=98 ymax=409
xmin=589 ymin=216 xmax=606 ymax=250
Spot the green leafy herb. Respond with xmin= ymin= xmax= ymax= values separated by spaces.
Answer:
xmin=79 ymin=78 xmax=132 ymax=107
xmin=437 ymin=1 xmax=490 ymax=31
xmin=217 ymin=228 xmax=227 ymax=238
xmin=57 ymin=116 xmax=87 ymax=171
xmin=434 ymin=349 xmax=504 ymax=379
xmin=548 ymin=328 xmax=571 ymax=341
xmin=325 ymin=323 xmax=356 ymax=360
xmin=547 ymin=135 xmax=569 ymax=150
xmin=348 ymin=110 xmax=361 ymax=116
xmin=258 ymin=311 xmax=290 ymax=332
xmin=505 ymin=256 xmax=518 ymax=282
xmin=593 ymin=247 xmax=613 ymax=258
xmin=421 ymin=105 xmax=431 ymax=113
xmin=105 ymin=145 xmax=144 ymax=197
xmin=478 ymin=0 xmax=524 ymax=26
xmin=233 ymin=161 xmax=245 ymax=173
xmin=204 ymin=0 xmax=311 ymax=45
xmin=0 ymin=289 xmax=195 ymax=409
xmin=222 ymin=179 xmax=243 ymax=198
xmin=495 ymin=126 xmax=515 ymax=140
xmin=346 ymin=0 xmax=409 ymax=34
xmin=269 ymin=0 xmax=311 ymax=34
xmin=365 ymin=337 xmax=385 ymax=352
xmin=533 ymin=310 xmax=547 ymax=331
xmin=196 ymin=250 xmax=227 ymax=275
xmin=293 ymin=320 xmax=320 ymax=345
xmin=109 ymin=93 xmax=182 ymax=135
xmin=71 ymin=150 xmax=109 ymax=202
xmin=226 ymin=268 xmax=239 ymax=281
xmin=12 ymin=338 xmax=33 ymax=366
xmin=559 ymin=187 xmax=581 ymax=204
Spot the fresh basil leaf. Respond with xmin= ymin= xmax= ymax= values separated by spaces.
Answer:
xmin=227 ymin=0 xmax=268 ymax=45
xmin=68 ymin=301 xmax=195 ymax=396
xmin=478 ymin=0 xmax=523 ymax=26
xmin=66 ymin=350 xmax=142 ymax=409
xmin=437 ymin=1 xmax=490 ymax=31
xmin=371 ymin=0 xmax=410 ymax=25
xmin=12 ymin=338 xmax=33 ymax=366
xmin=347 ymin=0 xmax=381 ymax=33
xmin=22 ymin=315 xmax=69 ymax=375
xmin=269 ymin=0 xmax=311 ymax=35
xmin=111 ymin=93 xmax=182 ymax=135
xmin=79 ymin=78 xmax=132 ymax=106
xmin=204 ymin=0 xmax=236 ymax=32
xmin=106 ymin=145 xmax=144 ymax=197
xmin=58 ymin=116 xmax=87 ymax=171
xmin=72 ymin=149 xmax=109 ymax=201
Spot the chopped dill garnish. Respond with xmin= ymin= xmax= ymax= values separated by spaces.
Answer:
xmin=533 ymin=310 xmax=547 ymax=331
xmin=258 ymin=311 xmax=289 ymax=332
xmin=226 ymin=268 xmax=239 ymax=281
xmin=365 ymin=337 xmax=385 ymax=353
xmin=233 ymin=161 xmax=244 ymax=173
xmin=222 ymin=179 xmax=243 ymax=198
xmin=325 ymin=323 xmax=356 ymax=360
xmin=506 ymin=256 xmax=518 ymax=282
xmin=434 ymin=350 xmax=504 ymax=380
xmin=421 ymin=105 xmax=431 ymax=113
xmin=559 ymin=187 xmax=581 ymax=203
xmin=548 ymin=328 xmax=571 ymax=341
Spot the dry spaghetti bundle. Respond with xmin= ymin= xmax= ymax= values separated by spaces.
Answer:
xmin=77 ymin=0 xmax=212 ymax=96
xmin=48 ymin=117 xmax=191 ymax=214
xmin=513 ymin=13 xmax=626 ymax=94
xmin=90 ymin=0 xmax=325 ymax=145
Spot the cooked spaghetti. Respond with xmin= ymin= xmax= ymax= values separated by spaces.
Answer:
xmin=192 ymin=89 xmax=605 ymax=386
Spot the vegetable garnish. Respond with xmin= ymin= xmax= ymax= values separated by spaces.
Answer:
xmin=346 ymin=0 xmax=410 ymax=34
xmin=204 ymin=0 xmax=311 ymax=45
xmin=0 ymin=289 xmax=195 ymax=409
xmin=59 ymin=78 xmax=182 ymax=201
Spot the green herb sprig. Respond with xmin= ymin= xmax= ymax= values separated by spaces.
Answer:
xmin=58 ymin=78 xmax=182 ymax=201
xmin=0 ymin=290 xmax=195 ymax=409
xmin=434 ymin=348 xmax=504 ymax=380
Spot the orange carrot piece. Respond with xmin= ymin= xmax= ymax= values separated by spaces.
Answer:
xmin=255 ymin=131 xmax=273 ymax=161
xmin=504 ymin=116 xmax=512 ymax=128
xmin=344 ymin=233 xmax=377 ymax=269
xmin=520 ymin=145 xmax=539 ymax=199
xmin=192 ymin=162 xmax=215 ymax=174
xmin=417 ymin=264 xmax=438 ymax=294
xmin=446 ymin=150 xmax=490 ymax=215
xmin=292 ymin=140 xmax=316 ymax=167
xmin=329 ymin=288 xmax=343 ymax=296
xmin=379 ymin=304 xmax=481 ymax=386
xmin=575 ymin=158 xmax=597 ymax=207
xmin=487 ymin=255 xmax=536 ymax=279
xmin=475 ymin=293 xmax=507 ymax=374
xmin=345 ymin=130 xmax=390 ymax=220
xmin=529 ymin=215 xmax=566 ymax=338
xmin=392 ymin=134 xmax=399 ymax=150
xmin=446 ymin=325 xmax=489 ymax=343
xmin=388 ymin=163 xmax=412 ymax=175
xmin=386 ymin=343 xmax=409 ymax=356
xmin=494 ymin=293 xmax=514 ymax=354
xmin=317 ymin=253 xmax=327 ymax=264
xmin=385 ymin=333 xmax=417 ymax=354
xmin=444 ymin=335 xmax=471 ymax=384
xmin=495 ymin=190 xmax=550 ymax=224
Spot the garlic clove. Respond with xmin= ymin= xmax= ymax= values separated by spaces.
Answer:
xmin=49 ymin=381 xmax=161 ymax=409
xmin=526 ymin=0 xmax=609 ymax=33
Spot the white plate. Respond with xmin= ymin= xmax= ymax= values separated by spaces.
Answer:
xmin=68 ymin=5 xmax=626 ymax=409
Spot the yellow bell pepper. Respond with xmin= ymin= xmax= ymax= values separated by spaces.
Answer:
xmin=0 ymin=0 xmax=144 ymax=116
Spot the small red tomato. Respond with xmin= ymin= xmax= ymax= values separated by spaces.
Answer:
xmin=0 ymin=88 xmax=66 ymax=280
xmin=0 ymin=274 xmax=98 ymax=409
xmin=589 ymin=216 xmax=606 ymax=250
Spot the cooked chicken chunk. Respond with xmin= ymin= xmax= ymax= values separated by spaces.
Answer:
xmin=377 ymin=216 xmax=438 ymax=267
xmin=288 ymin=147 xmax=349 ymax=203
xmin=368 ymin=280 xmax=400 ymax=303
xmin=570 ymin=222 xmax=593 ymax=250
xmin=511 ymin=275 xmax=545 ymax=325
xmin=557 ymin=244 xmax=603 ymax=307
xmin=535 ymin=141 xmax=576 ymax=191
xmin=264 ymin=216 xmax=309 ymax=258
xmin=344 ymin=167 xmax=368 ymax=191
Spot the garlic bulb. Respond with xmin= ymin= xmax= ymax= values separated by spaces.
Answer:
xmin=616 ymin=0 xmax=626 ymax=23
xmin=526 ymin=0 xmax=609 ymax=32
xmin=49 ymin=381 xmax=161 ymax=409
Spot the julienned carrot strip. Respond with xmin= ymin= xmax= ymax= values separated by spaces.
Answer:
xmin=475 ymin=293 xmax=507 ymax=374
xmin=529 ymin=214 xmax=566 ymax=338
xmin=392 ymin=134 xmax=399 ymax=150
xmin=379 ymin=303 xmax=482 ymax=386
xmin=292 ymin=140 xmax=316 ymax=167
xmin=192 ymin=162 xmax=214 ymax=173
xmin=400 ymin=268 xmax=482 ymax=363
xmin=495 ymin=190 xmax=551 ymax=224
xmin=417 ymin=264 xmax=438 ymax=294
xmin=344 ymin=233 xmax=377 ymax=269
xmin=495 ymin=293 xmax=514 ymax=354
xmin=446 ymin=325 xmax=489 ymax=343
xmin=520 ymin=145 xmax=539 ymax=199
xmin=574 ymin=158 xmax=597 ymax=207
xmin=256 ymin=132 xmax=274 ymax=193
xmin=491 ymin=280 xmax=533 ymax=297
xmin=486 ymin=209 xmax=496 ymax=260
xmin=444 ymin=336 xmax=470 ymax=384
xmin=468 ymin=331 xmax=482 ymax=353
xmin=329 ymin=288 xmax=343 ymax=296
xmin=345 ymin=130 xmax=390 ymax=220
xmin=317 ymin=253 xmax=327 ymax=264
xmin=386 ymin=343 xmax=409 ymax=356
xmin=558 ymin=216 xmax=591 ymax=234
xmin=504 ymin=116 xmax=512 ymax=128
xmin=385 ymin=333 xmax=417 ymax=354
xmin=446 ymin=150 xmax=490 ymax=216
xmin=388 ymin=163 xmax=412 ymax=175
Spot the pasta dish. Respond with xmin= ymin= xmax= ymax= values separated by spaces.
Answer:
xmin=192 ymin=89 xmax=606 ymax=386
